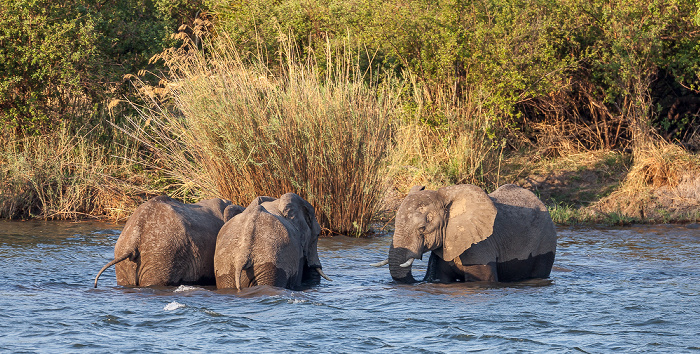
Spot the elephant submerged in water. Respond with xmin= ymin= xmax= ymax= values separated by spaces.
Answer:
xmin=94 ymin=196 xmax=244 ymax=287
xmin=214 ymin=193 xmax=331 ymax=290
xmin=373 ymin=184 xmax=556 ymax=283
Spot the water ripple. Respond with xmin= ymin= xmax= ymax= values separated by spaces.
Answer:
xmin=0 ymin=222 xmax=698 ymax=352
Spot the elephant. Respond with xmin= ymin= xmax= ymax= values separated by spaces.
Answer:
xmin=214 ymin=193 xmax=331 ymax=290
xmin=372 ymin=184 xmax=556 ymax=283
xmin=94 ymin=195 xmax=244 ymax=288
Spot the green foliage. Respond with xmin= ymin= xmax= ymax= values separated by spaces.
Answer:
xmin=210 ymin=0 xmax=700 ymax=149
xmin=0 ymin=0 xmax=206 ymax=135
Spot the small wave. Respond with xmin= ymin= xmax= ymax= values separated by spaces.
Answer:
xmin=287 ymin=298 xmax=308 ymax=304
xmin=173 ymin=285 xmax=201 ymax=293
xmin=163 ymin=301 xmax=186 ymax=311
xmin=91 ymin=229 xmax=122 ymax=236
xmin=204 ymin=309 xmax=225 ymax=317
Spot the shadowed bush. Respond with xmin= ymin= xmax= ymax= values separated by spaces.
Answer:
xmin=130 ymin=33 xmax=397 ymax=236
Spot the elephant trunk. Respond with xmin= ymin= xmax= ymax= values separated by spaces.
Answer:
xmin=388 ymin=244 xmax=417 ymax=283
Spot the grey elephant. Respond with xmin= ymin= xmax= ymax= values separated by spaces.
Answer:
xmin=214 ymin=193 xmax=331 ymax=290
xmin=94 ymin=195 xmax=244 ymax=287
xmin=372 ymin=184 xmax=556 ymax=283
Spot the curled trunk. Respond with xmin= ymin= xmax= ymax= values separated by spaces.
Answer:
xmin=388 ymin=244 xmax=417 ymax=283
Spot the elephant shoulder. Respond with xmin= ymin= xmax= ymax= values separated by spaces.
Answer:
xmin=227 ymin=205 xmax=287 ymax=235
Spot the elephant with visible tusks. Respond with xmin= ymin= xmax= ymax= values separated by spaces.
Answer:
xmin=214 ymin=193 xmax=331 ymax=290
xmin=372 ymin=184 xmax=556 ymax=283
xmin=94 ymin=196 xmax=244 ymax=288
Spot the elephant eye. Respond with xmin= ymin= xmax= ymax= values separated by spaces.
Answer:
xmin=417 ymin=225 xmax=426 ymax=233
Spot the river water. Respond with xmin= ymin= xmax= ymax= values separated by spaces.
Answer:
xmin=0 ymin=221 xmax=698 ymax=352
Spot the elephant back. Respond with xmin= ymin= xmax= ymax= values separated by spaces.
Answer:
xmin=486 ymin=184 xmax=557 ymax=272
xmin=214 ymin=205 xmax=299 ymax=289
xmin=115 ymin=196 xmax=224 ymax=286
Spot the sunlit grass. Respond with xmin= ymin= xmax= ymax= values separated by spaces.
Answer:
xmin=0 ymin=126 xmax=150 ymax=220
xmin=129 ymin=34 xmax=398 ymax=236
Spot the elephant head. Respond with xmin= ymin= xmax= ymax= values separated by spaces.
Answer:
xmin=249 ymin=193 xmax=323 ymax=271
xmin=387 ymin=184 xmax=497 ymax=282
xmin=267 ymin=193 xmax=323 ymax=272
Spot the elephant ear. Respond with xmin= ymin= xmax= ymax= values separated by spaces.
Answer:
xmin=279 ymin=193 xmax=322 ymax=267
xmin=408 ymin=185 xmax=426 ymax=194
xmin=438 ymin=184 xmax=497 ymax=262
xmin=279 ymin=193 xmax=321 ymax=237
xmin=223 ymin=205 xmax=245 ymax=222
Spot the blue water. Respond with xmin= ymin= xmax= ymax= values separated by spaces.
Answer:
xmin=0 ymin=221 xmax=698 ymax=352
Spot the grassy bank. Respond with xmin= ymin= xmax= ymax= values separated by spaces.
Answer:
xmin=0 ymin=126 xmax=156 ymax=221
xmin=505 ymin=146 xmax=700 ymax=225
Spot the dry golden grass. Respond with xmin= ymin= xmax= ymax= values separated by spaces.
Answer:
xmin=594 ymin=140 xmax=700 ymax=220
xmin=128 ymin=34 xmax=397 ymax=235
xmin=387 ymin=83 xmax=505 ymax=193
xmin=0 ymin=126 xmax=152 ymax=220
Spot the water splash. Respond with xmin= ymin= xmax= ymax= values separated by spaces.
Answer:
xmin=173 ymin=285 xmax=201 ymax=293
xmin=163 ymin=301 xmax=186 ymax=311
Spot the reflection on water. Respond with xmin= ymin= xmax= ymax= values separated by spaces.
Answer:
xmin=0 ymin=221 xmax=699 ymax=352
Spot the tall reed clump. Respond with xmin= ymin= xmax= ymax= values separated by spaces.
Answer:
xmin=0 ymin=126 xmax=150 ymax=220
xmin=387 ymin=82 xmax=504 ymax=193
xmin=132 ymin=33 xmax=397 ymax=236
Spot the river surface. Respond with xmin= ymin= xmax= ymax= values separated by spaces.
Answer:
xmin=0 ymin=221 xmax=698 ymax=352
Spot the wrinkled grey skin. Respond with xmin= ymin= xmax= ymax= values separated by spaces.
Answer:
xmin=94 ymin=196 xmax=244 ymax=287
xmin=214 ymin=193 xmax=325 ymax=290
xmin=388 ymin=184 xmax=557 ymax=283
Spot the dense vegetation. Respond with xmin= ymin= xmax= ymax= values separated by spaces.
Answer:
xmin=2 ymin=0 xmax=699 ymax=231
xmin=0 ymin=0 xmax=204 ymax=134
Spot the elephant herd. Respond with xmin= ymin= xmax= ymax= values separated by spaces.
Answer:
xmin=94 ymin=184 xmax=557 ymax=290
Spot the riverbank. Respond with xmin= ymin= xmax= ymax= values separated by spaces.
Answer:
xmin=381 ymin=146 xmax=700 ymax=227
xmin=4 ymin=2 xmax=700 ymax=233
xmin=2 ymin=125 xmax=698 ymax=228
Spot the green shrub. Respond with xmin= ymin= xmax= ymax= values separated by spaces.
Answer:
xmin=210 ymin=0 xmax=700 ymax=151
xmin=0 ymin=0 xmax=207 ymax=135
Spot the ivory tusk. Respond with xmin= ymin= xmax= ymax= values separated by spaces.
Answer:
xmin=316 ymin=267 xmax=332 ymax=281
xmin=369 ymin=259 xmax=389 ymax=267
xmin=400 ymin=258 xmax=415 ymax=268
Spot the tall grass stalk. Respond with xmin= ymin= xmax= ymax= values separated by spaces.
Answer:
xmin=131 ymin=34 xmax=397 ymax=236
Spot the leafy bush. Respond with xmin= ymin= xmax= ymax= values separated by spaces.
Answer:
xmin=0 ymin=0 xmax=206 ymax=135
xmin=210 ymin=0 xmax=700 ymax=151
